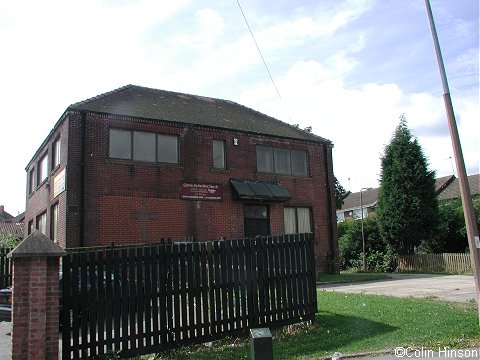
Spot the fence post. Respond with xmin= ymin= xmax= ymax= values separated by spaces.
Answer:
xmin=250 ymin=328 xmax=273 ymax=360
xmin=7 ymin=230 xmax=66 ymax=360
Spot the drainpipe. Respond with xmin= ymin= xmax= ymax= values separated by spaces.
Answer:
xmin=323 ymin=144 xmax=335 ymax=273
xmin=79 ymin=111 xmax=87 ymax=248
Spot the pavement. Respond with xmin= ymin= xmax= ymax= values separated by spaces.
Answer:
xmin=0 ymin=274 xmax=476 ymax=359
xmin=317 ymin=273 xmax=476 ymax=303
xmin=318 ymin=274 xmax=478 ymax=359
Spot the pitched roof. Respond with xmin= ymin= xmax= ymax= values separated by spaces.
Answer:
xmin=0 ymin=206 xmax=13 ymax=221
xmin=435 ymin=175 xmax=455 ymax=194
xmin=341 ymin=187 xmax=379 ymax=212
xmin=438 ymin=174 xmax=480 ymax=200
xmin=68 ymin=85 xmax=330 ymax=144
xmin=337 ymin=174 xmax=479 ymax=213
xmin=0 ymin=222 xmax=24 ymax=238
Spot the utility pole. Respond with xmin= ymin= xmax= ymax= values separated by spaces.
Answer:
xmin=425 ymin=0 xmax=480 ymax=323
xmin=360 ymin=188 xmax=367 ymax=272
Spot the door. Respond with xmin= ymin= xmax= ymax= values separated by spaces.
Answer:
xmin=244 ymin=205 xmax=269 ymax=238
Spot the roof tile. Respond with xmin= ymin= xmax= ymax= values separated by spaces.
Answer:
xmin=68 ymin=85 xmax=331 ymax=143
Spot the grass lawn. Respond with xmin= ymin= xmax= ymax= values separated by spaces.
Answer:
xmin=170 ymin=292 xmax=480 ymax=359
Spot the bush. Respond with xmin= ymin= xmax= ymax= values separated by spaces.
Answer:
xmin=0 ymin=233 xmax=22 ymax=249
xmin=422 ymin=197 xmax=480 ymax=253
xmin=338 ymin=217 xmax=396 ymax=272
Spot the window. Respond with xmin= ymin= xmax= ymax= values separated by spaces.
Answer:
xmin=213 ymin=140 xmax=226 ymax=169
xmin=133 ymin=131 xmax=156 ymax=162
xmin=28 ymin=168 xmax=35 ymax=195
xmin=157 ymin=134 xmax=178 ymax=164
xmin=36 ymin=212 xmax=47 ymax=236
xmin=257 ymin=146 xmax=308 ymax=176
xmin=27 ymin=220 xmax=33 ymax=235
xmin=291 ymin=150 xmax=308 ymax=176
xmin=109 ymin=129 xmax=132 ymax=160
xmin=52 ymin=138 xmax=61 ymax=169
xmin=256 ymin=146 xmax=274 ymax=173
xmin=274 ymin=148 xmax=291 ymax=174
xmin=37 ymin=153 xmax=48 ymax=185
xmin=109 ymin=129 xmax=178 ymax=164
xmin=244 ymin=205 xmax=269 ymax=238
xmin=284 ymin=207 xmax=312 ymax=234
xmin=51 ymin=203 xmax=59 ymax=243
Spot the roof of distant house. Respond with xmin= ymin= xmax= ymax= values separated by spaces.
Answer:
xmin=0 ymin=205 xmax=13 ymax=222
xmin=435 ymin=175 xmax=456 ymax=194
xmin=337 ymin=174 xmax=479 ymax=212
xmin=68 ymin=84 xmax=331 ymax=144
xmin=438 ymin=174 xmax=480 ymax=200
xmin=0 ymin=222 xmax=24 ymax=238
xmin=341 ymin=187 xmax=379 ymax=212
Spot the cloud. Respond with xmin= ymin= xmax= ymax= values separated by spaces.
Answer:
xmin=170 ymin=8 xmax=224 ymax=49
xmin=236 ymin=57 xmax=479 ymax=191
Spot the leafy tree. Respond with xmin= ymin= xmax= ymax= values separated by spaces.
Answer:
xmin=376 ymin=116 xmax=438 ymax=255
xmin=334 ymin=176 xmax=349 ymax=210
xmin=424 ymin=197 xmax=480 ymax=253
xmin=0 ymin=233 xmax=22 ymax=249
xmin=338 ymin=217 xmax=396 ymax=272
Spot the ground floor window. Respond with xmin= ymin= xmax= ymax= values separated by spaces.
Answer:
xmin=51 ymin=203 xmax=59 ymax=242
xmin=284 ymin=207 xmax=311 ymax=234
xmin=36 ymin=211 xmax=47 ymax=235
xmin=244 ymin=205 xmax=269 ymax=238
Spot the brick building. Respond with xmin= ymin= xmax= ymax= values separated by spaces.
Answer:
xmin=25 ymin=85 xmax=338 ymax=273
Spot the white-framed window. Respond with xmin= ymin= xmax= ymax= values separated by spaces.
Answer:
xmin=28 ymin=168 xmax=35 ymax=194
xmin=36 ymin=211 xmax=47 ymax=235
xmin=37 ymin=153 xmax=48 ymax=185
xmin=52 ymin=138 xmax=61 ymax=169
xmin=213 ymin=140 xmax=226 ymax=169
xmin=257 ymin=146 xmax=308 ymax=176
xmin=284 ymin=207 xmax=312 ymax=234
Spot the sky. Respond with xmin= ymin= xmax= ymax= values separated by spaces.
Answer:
xmin=0 ymin=0 xmax=478 ymax=216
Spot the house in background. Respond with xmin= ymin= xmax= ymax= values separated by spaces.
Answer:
xmin=336 ymin=174 xmax=478 ymax=222
xmin=24 ymin=85 xmax=339 ymax=273
xmin=0 ymin=205 xmax=24 ymax=239
xmin=437 ymin=174 xmax=479 ymax=201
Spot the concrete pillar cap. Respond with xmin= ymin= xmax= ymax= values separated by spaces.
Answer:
xmin=7 ymin=230 xmax=66 ymax=258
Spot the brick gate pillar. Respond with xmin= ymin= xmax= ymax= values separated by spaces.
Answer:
xmin=8 ymin=230 xmax=66 ymax=360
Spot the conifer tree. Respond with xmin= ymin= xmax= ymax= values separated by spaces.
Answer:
xmin=377 ymin=115 xmax=438 ymax=255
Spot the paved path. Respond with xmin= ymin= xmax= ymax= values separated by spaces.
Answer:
xmin=318 ymin=274 xmax=476 ymax=303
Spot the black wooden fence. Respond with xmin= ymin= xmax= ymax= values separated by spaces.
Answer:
xmin=61 ymin=233 xmax=317 ymax=359
xmin=0 ymin=248 xmax=13 ymax=289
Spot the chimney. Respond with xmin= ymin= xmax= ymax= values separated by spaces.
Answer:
xmin=0 ymin=205 xmax=4 ymax=216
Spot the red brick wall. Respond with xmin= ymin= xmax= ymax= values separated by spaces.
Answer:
xmin=11 ymin=256 xmax=60 ymax=359
xmin=24 ymin=116 xmax=69 ymax=248
xmin=26 ymin=110 xmax=338 ymax=272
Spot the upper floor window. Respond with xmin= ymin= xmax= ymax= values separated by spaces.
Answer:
xmin=213 ymin=140 xmax=226 ymax=169
xmin=37 ymin=153 xmax=48 ymax=185
xmin=256 ymin=146 xmax=308 ymax=176
xmin=28 ymin=168 xmax=35 ymax=195
xmin=52 ymin=138 xmax=61 ymax=169
xmin=109 ymin=129 xmax=178 ymax=164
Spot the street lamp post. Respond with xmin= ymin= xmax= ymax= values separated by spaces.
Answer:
xmin=425 ymin=0 xmax=480 ymax=323
xmin=360 ymin=188 xmax=367 ymax=272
